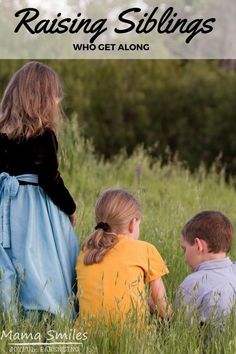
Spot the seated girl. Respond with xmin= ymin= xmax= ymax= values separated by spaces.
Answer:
xmin=76 ymin=188 xmax=171 ymax=326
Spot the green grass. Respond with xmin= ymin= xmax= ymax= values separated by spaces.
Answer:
xmin=1 ymin=119 xmax=236 ymax=353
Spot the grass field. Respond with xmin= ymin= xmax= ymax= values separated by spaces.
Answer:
xmin=1 ymin=120 xmax=236 ymax=353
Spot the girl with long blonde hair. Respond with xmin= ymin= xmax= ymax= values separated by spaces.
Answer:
xmin=76 ymin=188 xmax=171 ymax=326
xmin=0 ymin=61 xmax=78 ymax=317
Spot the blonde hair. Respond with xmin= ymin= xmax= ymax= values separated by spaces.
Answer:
xmin=83 ymin=189 xmax=142 ymax=265
xmin=0 ymin=61 xmax=63 ymax=140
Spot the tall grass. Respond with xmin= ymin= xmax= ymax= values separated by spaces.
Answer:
xmin=1 ymin=119 xmax=236 ymax=353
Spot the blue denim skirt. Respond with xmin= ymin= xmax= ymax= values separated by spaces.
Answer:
xmin=0 ymin=173 xmax=79 ymax=318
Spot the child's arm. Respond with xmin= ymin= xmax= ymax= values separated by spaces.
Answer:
xmin=39 ymin=130 xmax=77 ymax=217
xmin=149 ymin=278 xmax=172 ymax=318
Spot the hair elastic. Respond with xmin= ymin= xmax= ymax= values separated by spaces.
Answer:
xmin=95 ymin=222 xmax=110 ymax=232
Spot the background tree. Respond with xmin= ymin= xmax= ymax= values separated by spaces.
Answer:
xmin=1 ymin=59 xmax=236 ymax=176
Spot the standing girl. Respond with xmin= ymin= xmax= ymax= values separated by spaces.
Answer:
xmin=0 ymin=62 xmax=79 ymax=317
xmin=76 ymin=189 xmax=171 ymax=326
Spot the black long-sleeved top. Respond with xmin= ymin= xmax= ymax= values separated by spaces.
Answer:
xmin=0 ymin=129 xmax=76 ymax=215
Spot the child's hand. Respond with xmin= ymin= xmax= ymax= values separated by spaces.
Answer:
xmin=69 ymin=212 xmax=77 ymax=227
xmin=148 ymin=297 xmax=156 ymax=315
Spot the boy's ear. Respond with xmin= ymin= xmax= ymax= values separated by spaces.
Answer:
xmin=194 ymin=237 xmax=207 ymax=253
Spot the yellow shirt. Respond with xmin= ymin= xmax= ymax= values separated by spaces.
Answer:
xmin=76 ymin=234 xmax=169 ymax=324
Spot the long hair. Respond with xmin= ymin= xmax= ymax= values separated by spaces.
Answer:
xmin=83 ymin=189 xmax=142 ymax=265
xmin=0 ymin=61 xmax=63 ymax=140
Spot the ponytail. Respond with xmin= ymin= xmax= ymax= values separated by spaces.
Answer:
xmin=82 ymin=188 xmax=141 ymax=266
xmin=82 ymin=229 xmax=118 ymax=265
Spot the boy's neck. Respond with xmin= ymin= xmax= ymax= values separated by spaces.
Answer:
xmin=200 ymin=251 xmax=227 ymax=264
xmin=193 ymin=252 xmax=227 ymax=271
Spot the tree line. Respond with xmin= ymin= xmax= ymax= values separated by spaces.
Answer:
xmin=0 ymin=60 xmax=236 ymax=176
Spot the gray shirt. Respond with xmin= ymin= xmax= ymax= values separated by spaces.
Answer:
xmin=177 ymin=257 xmax=236 ymax=322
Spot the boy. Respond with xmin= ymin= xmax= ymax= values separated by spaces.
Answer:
xmin=177 ymin=210 xmax=236 ymax=324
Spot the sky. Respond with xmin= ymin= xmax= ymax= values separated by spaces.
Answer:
xmin=17 ymin=0 xmax=73 ymax=15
